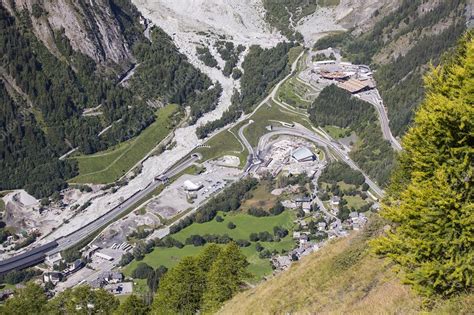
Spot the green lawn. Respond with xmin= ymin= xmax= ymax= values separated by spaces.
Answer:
xmin=344 ymin=195 xmax=369 ymax=210
xmin=71 ymin=104 xmax=180 ymax=184
xmin=278 ymin=78 xmax=313 ymax=108
xmin=323 ymin=125 xmax=350 ymax=139
xmin=172 ymin=211 xmax=293 ymax=243
xmin=123 ymin=211 xmax=296 ymax=281
xmin=192 ymin=129 xmax=247 ymax=167
xmin=240 ymin=102 xmax=312 ymax=147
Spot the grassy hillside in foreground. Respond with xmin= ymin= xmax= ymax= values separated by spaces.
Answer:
xmin=219 ymin=218 xmax=474 ymax=314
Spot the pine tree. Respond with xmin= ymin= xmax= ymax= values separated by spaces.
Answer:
xmin=202 ymin=242 xmax=250 ymax=312
xmin=196 ymin=244 xmax=222 ymax=273
xmin=115 ymin=295 xmax=149 ymax=315
xmin=152 ymin=256 xmax=205 ymax=314
xmin=372 ymin=31 xmax=473 ymax=297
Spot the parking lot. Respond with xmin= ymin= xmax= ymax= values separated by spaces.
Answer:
xmin=146 ymin=162 xmax=241 ymax=219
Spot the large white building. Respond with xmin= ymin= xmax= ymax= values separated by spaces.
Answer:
xmin=183 ymin=180 xmax=203 ymax=191
xmin=291 ymin=147 xmax=316 ymax=162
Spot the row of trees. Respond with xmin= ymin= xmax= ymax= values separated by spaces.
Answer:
xmin=170 ymin=178 xmax=258 ymax=234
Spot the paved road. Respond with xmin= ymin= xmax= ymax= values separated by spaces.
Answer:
xmin=47 ymin=153 xmax=201 ymax=255
xmin=238 ymin=120 xmax=255 ymax=157
xmin=357 ymin=90 xmax=402 ymax=151
xmin=257 ymin=127 xmax=384 ymax=198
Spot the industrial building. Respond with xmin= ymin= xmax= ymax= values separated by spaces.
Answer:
xmin=291 ymin=147 xmax=316 ymax=162
xmin=338 ymin=78 xmax=374 ymax=94
xmin=183 ymin=180 xmax=203 ymax=191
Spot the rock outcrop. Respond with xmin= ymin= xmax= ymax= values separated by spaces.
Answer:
xmin=1 ymin=0 xmax=137 ymax=68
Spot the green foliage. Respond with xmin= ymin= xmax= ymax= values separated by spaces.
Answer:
xmin=150 ymin=243 xmax=248 ymax=313
xmin=131 ymin=262 xmax=154 ymax=279
xmin=196 ymin=46 xmax=218 ymax=68
xmin=0 ymin=268 xmax=42 ymax=285
xmin=146 ymin=265 xmax=168 ymax=293
xmin=152 ymin=256 xmax=206 ymax=314
xmin=3 ymin=283 xmax=48 ymax=315
xmin=196 ymin=43 xmax=293 ymax=138
xmin=0 ymin=5 xmax=152 ymax=197
xmin=170 ymin=178 xmax=258 ymax=233
xmin=262 ymin=0 xmax=328 ymax=41
xmin=320 ymin=162 xmax=365 ymax=186
xmin=202 ymin=242 xmax=250 ymax=312
xmin=309 ymin=85 xmax=395 ymax=185
xmin=196 ymin=244 xmax=222 ymax=273
xmin=114 ymin=295 xmax=149 ymax=315
xmin=372 ymin=32 xmax=474 ymax=297
xmin=130 ymin=27 xmax=221 ymax=123
xmin=47 ymin=285 xmax=119 ymax=314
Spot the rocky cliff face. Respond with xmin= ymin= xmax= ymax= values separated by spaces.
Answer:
xmin=1 ymin=0 xmax=139 ymax=69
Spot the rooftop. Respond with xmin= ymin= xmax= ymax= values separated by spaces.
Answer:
xmin=292 ymin=147 xmax=315 ymax=162
xmin=338 ymin=78 xmax=371 ymax=93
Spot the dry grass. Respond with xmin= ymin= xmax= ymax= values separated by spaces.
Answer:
xmin=219 ymin=219 xmax=473 ymax=314
xmin=219 ymin=221 xmax=422 ymax=315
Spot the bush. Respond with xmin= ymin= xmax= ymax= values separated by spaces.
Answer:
xmin=235 ymin=239 xmax=251 ymax=247
xmin=132 ymin=263 xmax=154 ymax=279
xmin=227 ymin=222 xmax=236 ymax=229
xmin=119 ymin=252 xmax=134 ymax=267
xmin=273 ymin=226 xmax=289 ymax=238
xmin=269 ymin=202 xmax=284 ymax=215
xmin=248 ymin=207 xmax=269 ymax=217
xmin=185 ymin=235 xmax=207 ymax=247
xmin=215 ymin=215 xmax=224 ymax=222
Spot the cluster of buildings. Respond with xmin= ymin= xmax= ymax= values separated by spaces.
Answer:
xmin=256 ymin=139 xmax=322 ymax=178
xmin=313 ymin=59 xmax=376 ymax=95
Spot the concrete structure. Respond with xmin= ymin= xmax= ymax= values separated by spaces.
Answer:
xmin=302 ymin=202 xmax=312 ymax=213
xmin=104 ymin=282 xmax=133 ymax=295
xmin=94 ymin=252 xmax=114 ymax=261
xmin=44 ymin=272 xmax=62 ymax=284
xmin=183 ymin=180 xmax=203 ymax=192
xmin=45 ymin=252 xmax=62 ymax=267
xmin=291 ymin=147 xmax=315 ymax=162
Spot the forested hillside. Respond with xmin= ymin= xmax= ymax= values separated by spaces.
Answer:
xmin=196 ymin=42 xmax=294 ymax=139
xmin=0 ymin=1 xmax=220 ymax=197
xmin=262 ymin=0 xmax=339 ymax=41
xmin=314 ymin=0 xmax=467 ymax=135
xmin=309 ymin=85 xmax=395 ymax=185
